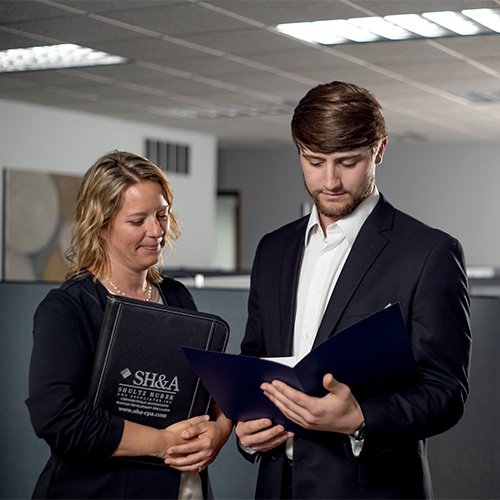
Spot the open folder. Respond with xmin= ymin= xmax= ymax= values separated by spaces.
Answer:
xmin=183 ymin=303 xmax=417 ymax=435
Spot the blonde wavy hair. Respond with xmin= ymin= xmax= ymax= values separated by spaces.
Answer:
xmin=65 ymin=150 xmax=181 ymax=283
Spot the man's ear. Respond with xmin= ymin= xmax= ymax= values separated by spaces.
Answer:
xmin=375 ymin=137 xmax=388 ymax=165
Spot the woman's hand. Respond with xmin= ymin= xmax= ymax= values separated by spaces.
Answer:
xmin=164 ymin=404 xmax=233 ymax=472
xmin=165 ymin=415 xmax=211 ymax=442
xmin=112 ymin=415 xmax=210 ymax=461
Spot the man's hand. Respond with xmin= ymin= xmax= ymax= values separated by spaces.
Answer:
xmin=235 ymin=418 xmax=294 ymax=453
xmin=261 ymin=373 xmax=364 ymax=434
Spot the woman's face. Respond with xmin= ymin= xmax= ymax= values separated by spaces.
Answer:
xmin=101 ymin=181 xmax=169 ymax=275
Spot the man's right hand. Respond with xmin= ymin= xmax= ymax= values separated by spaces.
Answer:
xmin=235 ymin=418 xmax=294 ymax=453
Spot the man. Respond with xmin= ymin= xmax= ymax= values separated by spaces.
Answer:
xmin=235 ymin=81 xmax=471 ymax=499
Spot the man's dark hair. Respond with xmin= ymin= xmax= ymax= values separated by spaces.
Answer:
xmin=291 ymin=81 xmax=387 ymax=153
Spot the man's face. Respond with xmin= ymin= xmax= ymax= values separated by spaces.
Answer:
xmin=300 ymin=139 xmax=386 ymax=231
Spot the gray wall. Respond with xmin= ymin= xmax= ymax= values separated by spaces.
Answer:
xmin=219 ymin=144 xmax=302 ymax=270
xmin=218 ymin=140 xmax=500 ymax=270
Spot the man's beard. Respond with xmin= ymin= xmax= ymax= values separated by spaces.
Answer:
xmin=304 ymin=176 xmax=374 ymax=221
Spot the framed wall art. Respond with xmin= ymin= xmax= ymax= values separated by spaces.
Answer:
xmin=2 ymin=168 xmax=81 ymax=282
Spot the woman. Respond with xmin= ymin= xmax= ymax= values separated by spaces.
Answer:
xmin=26 ymin=151 xmax=233 ymax=499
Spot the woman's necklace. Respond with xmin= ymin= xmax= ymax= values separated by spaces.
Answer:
xmin=107 ymin=277 xmax=153 ymax=302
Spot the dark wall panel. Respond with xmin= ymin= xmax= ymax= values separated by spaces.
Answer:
xmin=0 ymin=282 xmax=256 ymax=500
xmin=1 ymin=282 xmax=498 ymax=499
xmin=0 ymin=282 xmax=54 ymax=499
xmin=428 ymin=296 xmax=500 ymax=499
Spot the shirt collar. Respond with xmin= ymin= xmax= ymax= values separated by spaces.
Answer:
xmin=305 ymin=186 xmax=380 ymax=247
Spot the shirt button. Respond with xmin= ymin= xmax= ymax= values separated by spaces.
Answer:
xmin=312 ymin=291 xmax=317 ymax=297
xmin=305 ymin=332 xmax=311 ymax=339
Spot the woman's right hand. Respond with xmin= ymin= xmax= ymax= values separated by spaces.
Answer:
xmin=112 ymin=415 xmax=210 ymax=460
xmin=164 ymin=405 xmax=233 ymax=471
xmin=157 ymin=415 xmax=211 ymax=461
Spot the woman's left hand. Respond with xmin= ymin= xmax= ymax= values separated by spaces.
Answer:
xmin=164 ymin=404 xmax=233 ymax=471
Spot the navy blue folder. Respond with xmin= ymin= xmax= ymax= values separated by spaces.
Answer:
xmin=183 ymin=303 xmax=416 ymax=435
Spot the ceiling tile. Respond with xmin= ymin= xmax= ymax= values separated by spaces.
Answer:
xmin=432 ymin=34 xmax=500 ymax=59
xmin=1 ymin=0 xmax=499 ymax=146
xmin=354 ymin=0 xmax=495 ymax=16
xmin=0 ymin=1 xmax=76 ymax=22
xmin=333 ymin=38 xmax=458 ymax=65
xmin=102 ymin=2 xmax=250 ymax=35
xmin=4 ymin=16 xmax=140 ymax=44
xmin=207 ymin=0 xmax=361 ymax=24
xmin=179 ymin=28 xmax=301 ymax=57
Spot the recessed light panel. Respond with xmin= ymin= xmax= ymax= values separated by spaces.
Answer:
xmin=462 ymin=8 xmax=500 ymax=33
xmin=349 ymin=16 xmax=413 ymax=40
xmin=384 ymin=14 xmax=449 ymax=38
xmin=150 ymin=102 xmax=296 ymax=120
xmin=0 ymin=43 xmax=127 ymax=73
xmin=314 ymin=19 xmax=379 ymax=43
xmin=276 ymin=8 xmax=498 ymax=45
xmin=422 ymin=11 xmax=484 ymax=36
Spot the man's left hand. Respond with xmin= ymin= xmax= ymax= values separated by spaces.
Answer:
xmin=261 ymin=373 xmax=364 ymax=434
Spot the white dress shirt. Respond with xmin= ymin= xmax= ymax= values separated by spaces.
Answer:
xmin=293 ymin=188 xmax=380 ymax=361
xmin=286 ymin=187 xmax=380 ymax=459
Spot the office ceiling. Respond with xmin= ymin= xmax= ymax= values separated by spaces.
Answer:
xmin=1 ymin=0 xmax=500 ymax=147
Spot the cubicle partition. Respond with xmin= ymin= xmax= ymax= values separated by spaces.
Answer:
xmin=0 ymin=281 xmax=498 ymax=499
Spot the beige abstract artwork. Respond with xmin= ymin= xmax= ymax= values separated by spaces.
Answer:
xmin=3 ymin=169 xmax=81 ymax=282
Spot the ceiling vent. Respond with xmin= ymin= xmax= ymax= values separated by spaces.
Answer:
xmin=145 ymin=139 xmax=190 ymax=175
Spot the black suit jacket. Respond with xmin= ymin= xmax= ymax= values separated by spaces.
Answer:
xmin=27 ymin=274 xmax=212 ymax=499
xmin=241 ymin=194 xmax=471 ymax=499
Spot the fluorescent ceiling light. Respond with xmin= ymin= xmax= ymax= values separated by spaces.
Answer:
xmin=277 ymin=8 xmax=496 ymax=45
xmin=422 ymin=11 xmax=482 ymax=35
xmin=315 ymin=19 xmax=379 ymax=43
xmin=455 ymin=89 xmax=500 ymax=103
xmin=151 ymin=102 xmax=296 ymax=120
xmin=277 ymin=22 xmax=317 ymax=43
xmin=277 ymin=21 xmax=346 ymax=44
xmin=0 ymin=43 xmax=127 ymax=73
xmin=384 ymin=13 xmax=449 ymax=38
xmin=349 ymin=16 xmax=413 ymax=40
xmin=462 ymin=8 xmax=500 ymax=33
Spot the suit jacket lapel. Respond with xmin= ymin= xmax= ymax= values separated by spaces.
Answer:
xmin=313 ymin=195 xmax=394 ymax=347
xmin=279 ymin=218 xmax=308 ymax=355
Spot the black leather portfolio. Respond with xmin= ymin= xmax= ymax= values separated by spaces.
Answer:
xmin=88 ymin=295 xmax=230 ymax=434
